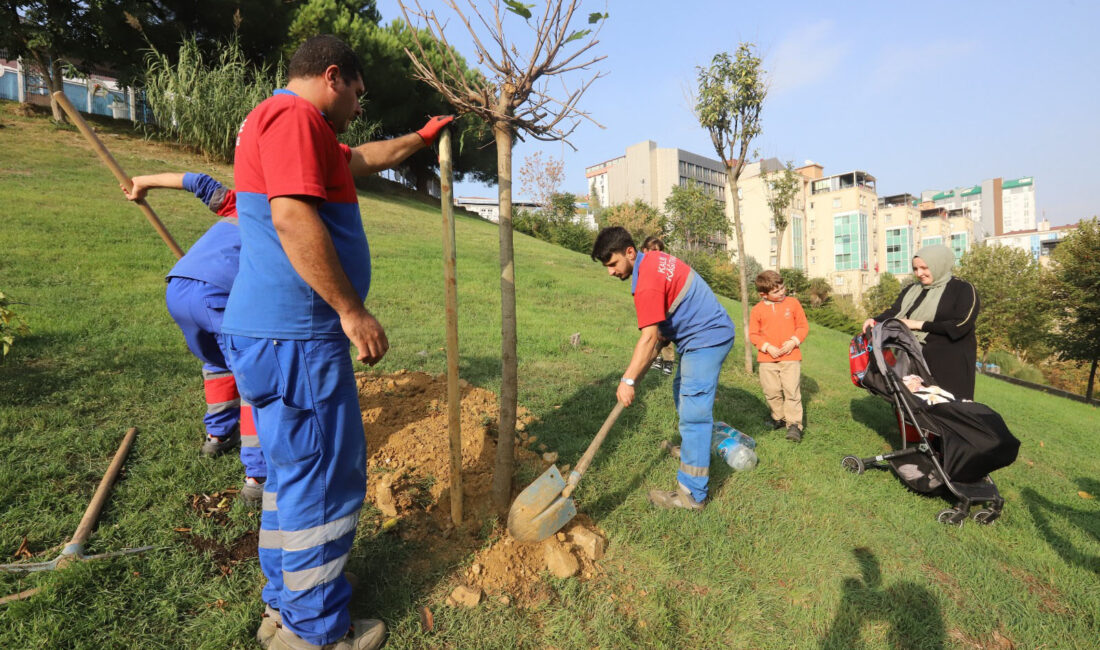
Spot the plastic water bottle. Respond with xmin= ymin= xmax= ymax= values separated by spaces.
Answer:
xmin=712 ymin=422 xmax=758 ymax=471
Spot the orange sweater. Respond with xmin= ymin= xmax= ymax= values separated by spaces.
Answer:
xmin=748 ymin=296 xmax=809 ymax=362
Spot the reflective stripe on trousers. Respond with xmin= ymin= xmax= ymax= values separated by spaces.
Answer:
xmin=226 ymin=335 xmax=366 ymax=647
xmin=673 ymin=338 xmax=733 ymax=503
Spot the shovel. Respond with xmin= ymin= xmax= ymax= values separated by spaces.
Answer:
xmin=507 ymin=402 xmax=625 ymax=543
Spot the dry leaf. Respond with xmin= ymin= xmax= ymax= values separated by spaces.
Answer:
xmin=216 ymin=497 xmax=230 ymax=509
xmin=1078 ymin=491 xmax=1095 ymax=500
xmin=418 ymin=606 xmax=434 ymax=632
xmin=14 ymin=536 xmax=32 ymax=559
xmin=174 ymin=527 xmax=192 ymax=533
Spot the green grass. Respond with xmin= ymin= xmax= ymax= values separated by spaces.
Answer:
xmin=2 ymin=101 xmax=1099 ymax=648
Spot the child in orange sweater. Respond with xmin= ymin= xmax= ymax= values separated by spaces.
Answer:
xmin=748 ymin=271 xmax=810 ymax=442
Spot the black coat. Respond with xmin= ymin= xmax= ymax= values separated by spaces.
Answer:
xmin=875 ymin=277 xmax=981 ymax=400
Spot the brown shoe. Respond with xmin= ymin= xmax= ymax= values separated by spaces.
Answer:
xmin=658 ymin=440 xmax=681 ymax=459
xmin=785 ymin=425 xmax=803 ymax=443
xmin=269 ymin=618 xmax=386 ymax=650
xmin=647 ymin=487 xmax=705 ymax=511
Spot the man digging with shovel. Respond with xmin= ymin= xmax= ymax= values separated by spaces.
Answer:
xmin=592 ymin=227 xmax=735 ymax=511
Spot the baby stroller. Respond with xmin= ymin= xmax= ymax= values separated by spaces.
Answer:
xmin=844 ymin=319 xmax=1020 ymax=525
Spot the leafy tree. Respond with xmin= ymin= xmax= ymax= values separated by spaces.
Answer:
xmin=862 ymin=272 xmax=902 ymax=318
xmin=695 ymin=43 xmax=766 ymax=372
xmin=663 ymin=181 xmax=729 ymax=252
xmin=1050 ymin=217 xmax=1100 ymax=400
xmin=1 ymin=1 xmax=99 ymax=122
xmin=957 ymin=243 xmax=1053 ymax=363
xmin=401 ymin=0 xmax=606 ymax=517
xmin=603 ymin=200 xmax=665 ymax=245
xmin=587 ymin=189 xmax=606 ymax=228
xmin=283 ymin=0 xmax=382 ymax=56
xmin=779 ymin=267 xmax=809 ymax=297
xmin=765 ymin=161 xmax=801 ymax=270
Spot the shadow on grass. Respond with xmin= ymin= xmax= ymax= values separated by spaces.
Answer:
xmin=820 ymin=547 xmax=945 ymax=650
xmin=1021 ymin=477 xmax=1100 ymax=576
xmin=850 ymin=394 xmax=901 ymax=447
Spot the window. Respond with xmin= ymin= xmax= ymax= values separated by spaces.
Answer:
xmin=833 ymin=198 xmax=841 ymax=208
xmin=922 ymin=237 xmax=943 ymax=248
xmin=885 ymin=227 xmax=912 ymax=274
xmin=769 ymin=256 xmax=777 ymax=266
xmin=833 ymin=211 xmax=869 ymax=271
xmin=769 ymin=219 xmax=775 ymax=233
xmin=951 ymin=233 xmax=968 ymax=260
xmin=792 ymin=215 xmax=804 ymax=270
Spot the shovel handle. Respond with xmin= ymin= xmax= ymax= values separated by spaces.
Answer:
xmin=69 ymin=427 xmax=138 ymax=549
xmin=561 ymin=402 xmax=625 ymax=498
xmin=51 ymin=91 xmax=185 ymax=259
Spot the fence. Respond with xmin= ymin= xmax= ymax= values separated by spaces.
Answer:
xmin=979 ymin=369 xmax=1099 ymax=407
xmin=0 ymin=57 xmax=153 ymax=123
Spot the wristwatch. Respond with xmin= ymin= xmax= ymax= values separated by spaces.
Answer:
xmin=620 ymin=377 xmax=635 ymax=386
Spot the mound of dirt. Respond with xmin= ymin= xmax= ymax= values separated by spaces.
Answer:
xmin=357 ymin=370 xmax=606 ymax=606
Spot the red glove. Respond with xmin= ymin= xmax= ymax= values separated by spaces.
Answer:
xmin=416 ymin=115 xmax=454 ymax=145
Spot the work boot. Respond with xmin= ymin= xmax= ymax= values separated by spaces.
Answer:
xmin=786 ymin=424 xmax=803 ymax=443
xmin=647 ymin=486 xmax=705 ymax=511
xmin=257 ymin=605 xmax=282 ymax=649
xmin=765 ymin=416 xmax=785 ymax=430
xmin=658 ymin=440 xmax=681 ymax=459
xmin=200 ymin=425 xmax=240 ymax=457
xmin=240 ymin=476 xmax=265 ymax=508
xmin=269 ymin=619 xmax=386 ymax=650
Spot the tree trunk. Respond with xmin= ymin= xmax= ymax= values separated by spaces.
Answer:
xmin=37 ymin=53 xmax=67 ymax=124
xmin=1087 ymin=358 xmax=1097 ymax=403
xmin=491 ymin=121 xmax=518 ymax=518
xmin=727 ymin=170 xmax=753 ymax=373
xmin=775 ymin=225 xmax=786 ymax=271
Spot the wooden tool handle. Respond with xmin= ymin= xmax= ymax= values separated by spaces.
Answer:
xmin=439 ymin=127 xmax=463 ymax=526
xmin=564 ymin=402 xmax=624 ymax=494
xmin=70 ymin=427 xmax=138 ymax=547
xmin=51 ymin=92 xmax=185 ymax=259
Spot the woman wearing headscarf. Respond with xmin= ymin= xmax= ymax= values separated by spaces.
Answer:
xmin=861 ymin=244 xmax=981 ymax=399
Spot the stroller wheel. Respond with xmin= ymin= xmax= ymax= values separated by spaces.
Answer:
xmin=841 ymin=455 xmax=865 ymax=475
xmin=937 ymin=508 xmax=966 ymax=526
xmin=972 ymin=508 xmax=1000 ymax=525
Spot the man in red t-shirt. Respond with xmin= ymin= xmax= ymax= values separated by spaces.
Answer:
xmin=592 ymin=227 xmax=735 ymax=511
xmin=223 ymin=35 xmax=452 ymax=650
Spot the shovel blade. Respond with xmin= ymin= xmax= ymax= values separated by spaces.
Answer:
xmin=507 ymin=465 xmax=577 ymax=543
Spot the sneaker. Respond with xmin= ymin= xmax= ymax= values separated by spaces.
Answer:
xmin=257 ymin=605 xmax=282 ymax=649
xmin=269 ymin=618 xmax=386 ymax=650
xmin=785 ymin=424 xmax=803 ymax=443
xmin=647 ymin=486 xmax=705 ymax=511
xmin=200 ymin=425 xmax=240 ymax=457
xmin=661 ymin=359 xmax=674 ymax=375
xmin=765 ymin=416 xmax=786 ymax=430
xmin=240 ymin=477 xmax=265 ymax=508
xmin=658 ymin=440 xmax=681 ymax=459
xmin=650 ymin=358 xmax=664 ymax=372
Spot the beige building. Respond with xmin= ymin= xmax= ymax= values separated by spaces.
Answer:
xmin=983 ymin=219 xmax=1077 ymax=266
xmin=586 ymin=140 xmax=727 ymax=213
xmin=583 ymin=141 xmax=996 ymax=303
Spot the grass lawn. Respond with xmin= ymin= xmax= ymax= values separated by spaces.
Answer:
xmin=1 ymin=101 xmax=1098 ymax=649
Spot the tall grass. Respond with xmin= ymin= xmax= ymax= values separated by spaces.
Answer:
xmin=143 ymin=37 xmax=285 ymax=162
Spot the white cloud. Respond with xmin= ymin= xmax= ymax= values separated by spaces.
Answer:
xmin=768 ymin=20 xmax=849 ymax=95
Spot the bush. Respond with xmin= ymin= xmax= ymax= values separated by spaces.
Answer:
xmin=779 ymin=268 xmax=809 ymax=297
xmin=143 ymin=37 xmax=287 ymax=161
xmin=831 ymin=294 xmax=866 ymax=323
xmin=512 ymin=208 xmax=596 ymax=256
xmin=0 ymin=290 xmax=30 ymax=361
xmin=984 ymin=349 xmax=1022 ymax=375
xmin=678 ymin=250 xmax=737 ymax=300
xmin=807 ymin=277 xmax=832 ymax=308
xmin=1012 ymin=364 xmax=1046 ymax=384
xmin=805 ymin=303 xmax=862 ymax=337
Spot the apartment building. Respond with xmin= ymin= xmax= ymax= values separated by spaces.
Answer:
xmin=921 ymin=176 xmax=1036 ymax=238
xmin=983 ymin=219 xmax=1077 ymax=266
xmin=585 ymin=140 xmax=727 ymax=212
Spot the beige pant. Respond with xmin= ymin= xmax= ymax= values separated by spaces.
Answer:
xmin=759 ymin=361 xmax=803 ymax=429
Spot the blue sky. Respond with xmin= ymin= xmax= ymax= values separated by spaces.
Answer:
xmin=378 ymin=1 xmax=1099 ymax=225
